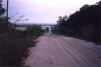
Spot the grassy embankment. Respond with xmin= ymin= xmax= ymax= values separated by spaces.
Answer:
xmin=0 ymin=22 xmax=44 ymax=66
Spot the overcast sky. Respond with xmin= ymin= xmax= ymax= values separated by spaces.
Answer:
xmin=3 ymin=0 xmax=100 ymax=24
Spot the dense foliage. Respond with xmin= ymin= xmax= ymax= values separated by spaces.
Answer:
xmin=52 ymin=1 xmax=101 ymax=44
xmin=0 ymin=1 xmax=5 ymax=15
xmin=0 ymin=1 xmax=43 ymax=66
xmin=26 ymin=25 xmax=44 ymax=37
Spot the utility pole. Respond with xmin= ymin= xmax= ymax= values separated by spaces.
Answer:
xmin=6 ymin=0 xmax=9 ymax=23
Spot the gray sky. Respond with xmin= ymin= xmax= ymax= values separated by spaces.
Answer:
xmin=3 ymin=0 xmax=100 ymax=24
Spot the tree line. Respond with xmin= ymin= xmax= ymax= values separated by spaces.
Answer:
xmin=52 ymin=1 xmax=101 ymax=44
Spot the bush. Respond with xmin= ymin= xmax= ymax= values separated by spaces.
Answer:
xmin=0 ymin=21 xmax=36 ymax=66
xmin=26 ymin=25 xmax=44 ymax=37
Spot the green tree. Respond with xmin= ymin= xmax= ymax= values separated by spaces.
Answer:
xmin=45 ymin=27 xmax=49 ymax=33
xmin=52 ymin=1 xmax=101 ymax=44
xmin=0 ymin=0 xmax=5 ymax=16
xmin=26 ymin=25 xmax=44 ymax=37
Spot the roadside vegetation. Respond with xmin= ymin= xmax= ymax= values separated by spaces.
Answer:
xmin=52 ymin=1 xmax=101 ymax=45
xmin=26 ymin=25 xmax=44 ymax=37
xmin=0 ymin=1 xmax=44 ymax=66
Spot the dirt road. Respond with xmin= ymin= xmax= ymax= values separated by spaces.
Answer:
xmin=25 ymin=33 xmax=100 ymax=67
